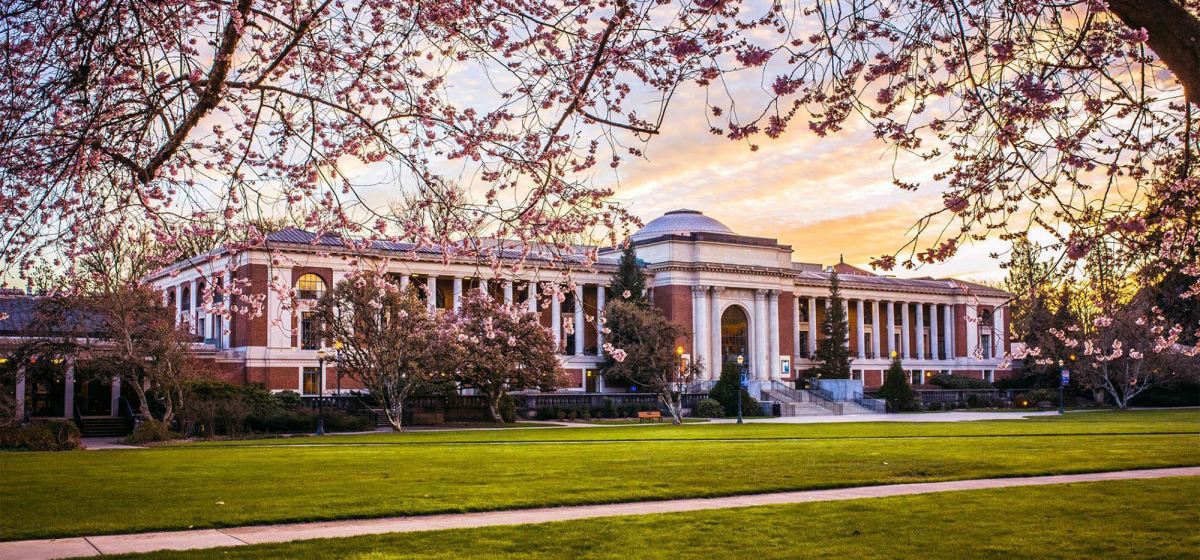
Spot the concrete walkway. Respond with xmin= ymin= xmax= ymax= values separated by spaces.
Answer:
xmin=3 ymin=467 xmax=1196 ymax=560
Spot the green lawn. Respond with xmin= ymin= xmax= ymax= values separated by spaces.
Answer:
xmin=120 ymin=476 xmax=1200 ymax=559
xmin=1 ymin=410 xmax=1196 ymax=542
xmin=175 ymin=408 xmax=1200 ymax=446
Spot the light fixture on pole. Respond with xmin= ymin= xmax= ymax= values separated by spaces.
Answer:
xmin=316 ymin=348 xmax=327 ymax=436
xmin=736 ymin=354 xmax=745 ymax=424
xmin=333 ymin=340 xmax=344 ymax=397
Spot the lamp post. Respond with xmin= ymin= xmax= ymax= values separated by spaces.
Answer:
xmin=736 ymin=354 xmax=745 ymax=424
xmin=316 ymin=348 xmax=327 ymax=436
xmin=334 ymin=340 xmax=344 ymax=396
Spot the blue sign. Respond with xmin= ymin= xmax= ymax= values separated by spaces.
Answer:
xmin=1061 ymin=370 xmax=1070 ymax=387
xmin=739 ymin=373 xmax=749 ymax=388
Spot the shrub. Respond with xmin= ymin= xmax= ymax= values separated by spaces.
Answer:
xmin=271 ymin=390 xmax=304 ymax=411
xmin=602 ymin=397 xmax=617 ymax=419
xmin=693 ymin=398 xmax=725 ymax=418
xmin=928 ymin=374 xmax=995 ymax=390
xmin=498 ymin=393 xmax=517 ymax=424
xmin=877 ymin=358 xmax=920 ymax=412
xmin=710 ymin=362 xmax=762 ymax=417
xmin=245 ymin=408 xmax=371 ymax=434
xmin=125 ymin=420 xmax=178 ymax=444
xmin=0 ymin=420 xmax=83 ymax=451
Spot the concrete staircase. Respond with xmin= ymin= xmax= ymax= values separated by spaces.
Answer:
xmin=761 ymin=384 xmax=841 ymax=416
xmin=76 ymin=416 xmax=135 ymax=438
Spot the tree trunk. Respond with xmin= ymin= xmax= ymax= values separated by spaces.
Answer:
xmin=128 ymin=376 xmax=152 ymax=421
xmin=487 ymin=391 xmax=504 ymax=424
xmin=384 ymin=399 xmax=404 ymax=432
xmin=1108 ymin=0 xmax=1200 ymax=106
xmin=659 ymin=393 xmax=684 ymax=425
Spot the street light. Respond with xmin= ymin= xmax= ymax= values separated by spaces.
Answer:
xmin=316 ymin=348 xmax=327 ymax=436
xmin=333 ymin=340 xmax=344 ymax=396
xmin=676 ymin=345 xmax=685 ymax=393
xmin=1058 ymin=358 xmax=1069 ymax=415
xmin=736 ymin=354 xmax=745 ymax=424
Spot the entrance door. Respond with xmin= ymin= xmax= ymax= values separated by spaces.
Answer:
xmin=585 ymin=369 xmax=598 ymax=392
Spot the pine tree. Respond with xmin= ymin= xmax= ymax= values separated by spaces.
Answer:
xmin=877 ymin=356 xmax=919 ymax=412
xmin=610 ymin=243 xmax=647 ymax=303
xmin=814 ymin=269 xmax=852 ymax=378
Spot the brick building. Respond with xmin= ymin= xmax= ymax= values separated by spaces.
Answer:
xmin=4 ymin=209 xmax=1012 ymax=422
xmin=149 ymin=209 xmax=1012 ymax=396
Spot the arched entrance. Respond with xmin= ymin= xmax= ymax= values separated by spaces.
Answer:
xmin=720 ymin=305 xmax=750 ymax=370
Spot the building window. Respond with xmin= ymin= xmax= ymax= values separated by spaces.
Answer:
xmin=984 ymin=370 xmax=995 ymax=383
xmin=301 ymin=312 xmax=320 ymax=350
xmin=981 ymin=333 xmax=992 ymax=359
xmin=799 ymin=329 xmax=811 ymax=358
xmin=181 ymin=285 xmax=191 ymax=312
xmin=721 ymin=306 xmax=749 ymax=367
xmin=302 ymin=367 xmax=322 ymax=395
xmin=297 ymin=273 xmax=327 ymax=300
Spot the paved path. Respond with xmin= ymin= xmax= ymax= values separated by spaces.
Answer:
xmin=3 ymin=467 xmax=1196 ymax=560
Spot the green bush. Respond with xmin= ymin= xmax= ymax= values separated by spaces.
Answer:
xmin=692 ymin=398 xmax=725 ymax=418
xmin=927 ymin=374 xmax=995 ymax=390
xmin=1017 ymin=388 xmax=1059 ymax=407
xmin=0 ymin=420 xmax=82 ymax=451
xmin=877 ymin=358 xmax=920 ymax=412
xmin=498 ymin=393 xmax=517 ymax=423
xmin=124 ymin=420 xmax=178 ymax=445
xmin=602 ymin=397 xmax=617 ymax=418
xmin=245 ymin=408 xmax=371 ymax=434
xmin=271 ymin=390 xmax=304 ymax=411
xmin=709 ymin=362 xmax=762 ymax=417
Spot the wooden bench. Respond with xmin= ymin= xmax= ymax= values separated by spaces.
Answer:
xmin=637 ymin=411 xmax=663 ymax=423
xmin=1037 ymin=401 xmax=1054 ymax=411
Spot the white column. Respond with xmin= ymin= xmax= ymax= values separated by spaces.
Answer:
xmin=110 ymin=377 xmax=121 ymax=418
xmin=966 ymin=303 xmax=979 ymax=357
xmin=528 ymin=282 xmax=539 ymax=313
xmin=479 ymin=279 xmax=489 ymax=295
xmin=63 ymin=356 xmax=75 ymax=418
xmin=754 ymin=289 xmax=769 ymax=380
xmin=792 ymin=295 xmax=801 ymax=361
xmin=426 ymin=276 xmax=437 ymax=312
xmin=900 ymin=302 xmax=911 ymax=359
xmin=14 ymin=365 xmax=25 ymax=423
xmin=189 ymin=279 xmax=198 ymax=333
xmin=931 ymin=303 xmax=940 ymax=361
xmin=855 ymin=299 xmax=866 ymax=360
xmin=886 ymin=301 xmax=896 ymax=359
xmin=504 ymin=281 xmax=514 ymax=304
xmin=552 ymin=287 xmax=563 ymax=350
xmin=453 ymin=277 xmax=463 ymax=310
xmin=399 ymin=274 xmax=410 ymax=292
xmin=596 ymin=285 xmax=606 ymax=351
xmin=944 ymin=304 xmax=955 ymax=359
xmin=915 ymin=303 xmax=925 ymax=360
xmin=574 ymin=284 xmax=585 ymax=356
xmin=807 ymin=296 xmax=817 ymax=358
xmin=174 ymin=285 xmax=182 ymax=327
xmin=710 ymin=287 xmax=724 ymax=377
xmin=993 ymin=306 xmax=1005 ymax=358
xmin=871 ymin=300 xmax=881 ymax=359
xmin=768 ymin=290 xmax=780 ymax=381
xmin=691 ymin=286 xmax=708 ymax=377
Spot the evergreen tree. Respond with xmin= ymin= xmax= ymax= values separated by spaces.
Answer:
xmin=877 ymin=356 xmax=919 ymax=412
xmin=814 ymin=270 xmax=852 ymax=378
xmin=610 ymin=244 xmax=647 ymax=303
xmin=1004 ymin=238 xmax=1056 ymax=343
xmin=708 ymin=362 xmax=762 ymax=417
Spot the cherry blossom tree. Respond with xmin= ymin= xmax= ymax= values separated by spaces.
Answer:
xmin=446 ymin=289 xmax=564 ymax=423
xmin=313 ymin=271 xmax=452 ymax=431
xmin=599 ymin=298 xmax=701 ymax=424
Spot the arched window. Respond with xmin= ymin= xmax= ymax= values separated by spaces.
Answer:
xmin=720 ymin=305 xmax=749 ymax=367
xmin=297 ymin=273 xmax=327 ymax=300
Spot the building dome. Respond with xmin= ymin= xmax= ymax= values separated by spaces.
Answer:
xmin=630 ymin=210 xmax=736 ymax=242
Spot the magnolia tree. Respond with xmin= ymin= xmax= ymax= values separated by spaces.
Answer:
xmin=313 ymin=272 xmax=452 ymax=431
xmin=599 ymin=299 xmax=702 ymax=424
xmin=1039 ymin=298 xmax=1198 ymax=408
xmin=4 ymin=0 xmax=1198 ymax=361
xmin=447 ymin=289 xmax=564 ymax=423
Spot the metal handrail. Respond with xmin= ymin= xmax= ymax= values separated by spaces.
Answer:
xmin=855 ymin=398 xmax=887 ymax=413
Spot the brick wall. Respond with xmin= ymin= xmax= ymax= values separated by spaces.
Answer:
xmin=653 ymin=284 xmax=694 ymax=353
xmin=232 ymin=263 xmax=269 ymax=348
xmin=779 ymin=292 xmax=795 ymax=358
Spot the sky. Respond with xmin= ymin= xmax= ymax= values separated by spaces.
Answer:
xmin=594 ymin=83 xmax=1011 ymax=284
